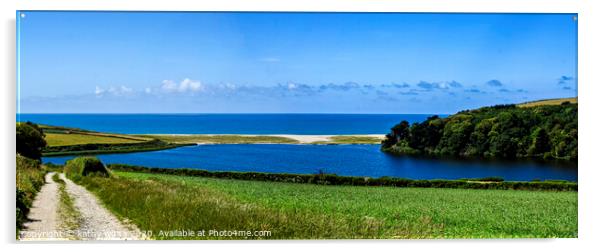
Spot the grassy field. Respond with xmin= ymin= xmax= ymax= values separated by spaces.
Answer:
xmin=518 ymin=97 xmax=577 ymax=108
xmin=78 ymin=171 xmax=577 ymax=239
xmin=39 ymin=125 xmax=186 ymax=156
xmin=41 ymin=124 xmax=152 ymax=147
xmin=147 ymin=134 xmax=300 ymax=144
xmin=45 ymin=133 xmax=147 ymax=147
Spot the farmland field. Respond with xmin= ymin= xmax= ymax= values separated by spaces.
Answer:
xmin=78 ymin=171 xmax=578 ymax=239
xmin=518 ymin=97 xmax=577 ymax=108
xmin=44 ymin=133 xmax=148 ymax=147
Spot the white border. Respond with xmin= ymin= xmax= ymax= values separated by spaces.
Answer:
xmin=2 ymin=1 xmax=601 ymax=252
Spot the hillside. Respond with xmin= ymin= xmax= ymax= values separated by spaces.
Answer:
xmin=382 ymin=99 xmax=577 ymax=160
xmin=518 ymin=97 xmax=577 ymax=108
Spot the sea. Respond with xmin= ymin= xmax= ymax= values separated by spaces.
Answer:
xmin=17 ymin=113 xmax=436 ymax=134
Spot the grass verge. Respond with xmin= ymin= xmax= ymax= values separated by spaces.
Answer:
xmin=78 ymin=171 xmax=577 ymax=239
xmin=52 ymin=173 xmax=81 ymax=238
xmin=16 ymin=155 xmax=45 ymax=234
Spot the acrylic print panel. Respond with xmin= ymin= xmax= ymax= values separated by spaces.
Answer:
xmin=16 ymin=11 xmax=577 ymax=240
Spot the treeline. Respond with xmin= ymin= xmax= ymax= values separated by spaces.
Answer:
xmin=382 ymin=102 xmax=577 ymax=161
xmin=108 ymin=164 xmax=577 ymax=191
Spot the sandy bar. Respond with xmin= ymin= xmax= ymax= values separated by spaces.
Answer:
xmin=145 ymin=134 xmax=385 ymax=144
xmin=270 ymin=134 xmax=385 ymax=143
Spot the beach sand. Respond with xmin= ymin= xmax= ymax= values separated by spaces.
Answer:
xmin=269 ymin=134 xmax=385 ymax=143
xmin=146 ymin=134 xmax=385 ymax=144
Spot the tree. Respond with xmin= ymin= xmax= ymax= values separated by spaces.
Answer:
xmin=382 ymin=120 xmax=410 ymax=148
xmin=438 ymin=115 xmax=474 ymax=155
xmin=408 ymin=116 xmax=444 ymax=151
xmin=467 ymin=118 xmax=494 ymax=156
xmin=527 ymin=127 xmax=550 ymax=156
xmin=16 ymin=122 xmax=46 ymax=160
xmin=381 ymin=102 xmax=576 ymax=161
xmin=488 ymin=130 xmax=518 ymax=158
xmin=391 ymin=120 xmax=410 ymax=141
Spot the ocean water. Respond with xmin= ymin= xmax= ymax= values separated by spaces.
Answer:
xmin=17 ymin=113 xmax=438 ymax=134
xmin=44 ymin=144 xmax=577 ymax=181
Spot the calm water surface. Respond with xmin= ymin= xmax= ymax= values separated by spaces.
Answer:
xmin=43 ymin=144 xmax=577 ymax=181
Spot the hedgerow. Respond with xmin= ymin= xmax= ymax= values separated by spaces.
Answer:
xmin=108 ymin=164 xmax=577 ymax=191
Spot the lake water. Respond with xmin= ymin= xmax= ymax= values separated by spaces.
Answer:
xmin=43 ymin=144 xmax=577 ymax=181
xmin=17 ymin=113 xmax=438 ymax=134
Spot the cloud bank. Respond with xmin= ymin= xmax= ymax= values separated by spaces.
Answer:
xmin=20 ymin=76 xmax=578 ymax=114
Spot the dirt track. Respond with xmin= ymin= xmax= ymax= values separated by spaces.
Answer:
xmin=19 ymin=172 xmax=143 ymax=241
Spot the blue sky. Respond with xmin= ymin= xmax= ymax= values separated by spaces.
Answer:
xmin=17 ymin=12 xmax=577 ymax=113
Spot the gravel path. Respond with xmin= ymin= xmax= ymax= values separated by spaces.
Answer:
xmin=19 ymin=172 xmax=144 ymax=241
xmin=19 ymin=172 xmax=65 ymax=240
xmin=58 ymin=173 xmax=143 ymax=240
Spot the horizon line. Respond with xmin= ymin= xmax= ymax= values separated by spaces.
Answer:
xmin=16 ymin=112 xmax=450 ymax=115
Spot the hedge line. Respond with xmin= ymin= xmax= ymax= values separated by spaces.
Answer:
xmin=64 ymin=156 xmax=110 ymax=181
xmin=108 ymin=164 xmax=577 ymax=191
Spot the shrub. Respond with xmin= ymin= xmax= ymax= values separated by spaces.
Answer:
xmin=459 ymin=176 xmax=504 ymax=182
xmin=16 ymin=122 xmax=47 ymax=160
xmin=64 ymin=156 xmax=110 ymax=181
xmin=16 ymin=154 xmax=45 ymax=231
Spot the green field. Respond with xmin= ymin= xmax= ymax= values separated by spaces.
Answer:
xmin=147 ymin=134 xmax=300 ymax=144
xmin=45 ymin=133 xmax=148 ymax=147
xmin=518 ymin=97 xmax=577 ymax=108
xmin=38 ymin=125 xmax=185 ymax=156
xmin=78 ymin=171 xmax=578 ymax=239
xmin=41 ymin=124 xmax=153 ymax=147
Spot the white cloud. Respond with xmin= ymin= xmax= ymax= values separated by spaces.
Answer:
xmin=161 ymin=78 xmax=204 ymax=93
xmin=160 ymin=80 xmax=178 ymax=92
xmin=95 ymin=86 xmax=104 ymax=96
xmin=180 ymin=78 xmax=203 ymax=92
xmin=95 ymin=85 xmax=133 ymax=97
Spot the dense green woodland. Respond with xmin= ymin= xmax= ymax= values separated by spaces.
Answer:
xmin=16 ymin=122 xmax=47 ymax=160
xmin=382 ymin=102 xmax=577 ymax=161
